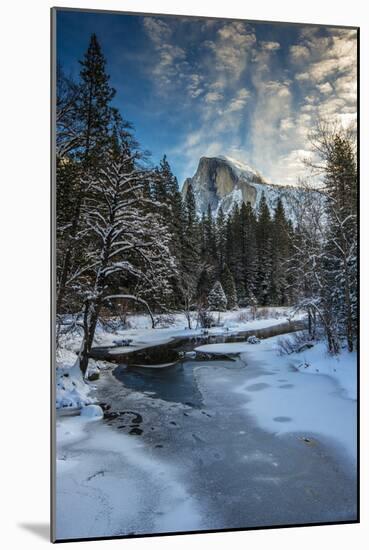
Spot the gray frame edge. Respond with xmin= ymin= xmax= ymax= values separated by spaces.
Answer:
xmin=50 ymin=6 xmax=57 ymax=544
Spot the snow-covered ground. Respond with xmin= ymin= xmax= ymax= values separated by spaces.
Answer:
xmin=294 ymin=342 xmax=357 ymax=401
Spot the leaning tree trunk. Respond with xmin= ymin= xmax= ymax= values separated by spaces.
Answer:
xmin=79 ymin=299 xmax=102 ymax=376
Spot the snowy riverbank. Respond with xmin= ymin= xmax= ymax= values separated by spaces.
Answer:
xmin=56 ymin=307 xmax=299 ymax=411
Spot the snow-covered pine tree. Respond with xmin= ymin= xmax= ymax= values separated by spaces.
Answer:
xmin=322 ymin=132 xmax=357 ymax=352
xmin=270 ymin=197 xmax=290 ymax=305
xmin=216 ymin=206 xmax=227 ymax=269
xmin=178 ymin=182 xmax=201 ymax=327
xmin=226 ymin=204 xmax=245 ymax=303
xmin=240 ymin=201 xmax=258 ymax=304
xmin=151 ymin=156 xmax=185 ymax=308
xmin=256 ymin=193 xmax=273 ymax=305
xmin=203 ymin=204 xmax=217 ymax=264
xmin=70 ymin=138 xmax=176 ymax=374
xmin=208 ymin=281 xmax=227 ymax=323
xmin=220 ymin=264 xmax=238 ymax=310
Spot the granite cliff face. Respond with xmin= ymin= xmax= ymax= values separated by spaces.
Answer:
xmin=182 ymin=156 xmax=309 ymax=221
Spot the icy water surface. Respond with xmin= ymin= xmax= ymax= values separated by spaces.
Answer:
xmin=113 ymin=360 xmax=206 ymax=407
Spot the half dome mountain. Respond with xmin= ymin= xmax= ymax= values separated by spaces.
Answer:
xmin=182 ymin=156 xmax=312 ymax=221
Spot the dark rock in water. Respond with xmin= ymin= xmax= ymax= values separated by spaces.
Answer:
xmin=87 ymin=371 xmax=100 ymax=381
xmin=104 ymin=411 xmax=119 ymax=420
xmin=120 ymin=411 xmax=143 ymax=424
xmin=129 ymin=427 xmax=143 ymax=436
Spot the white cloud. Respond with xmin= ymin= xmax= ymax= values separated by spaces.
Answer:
xmin=290 ymin=44 xmax=310 ymax=64
xmin=317 ymin=81 xmax=333 ymax=94
xmin=204 ymin=91 xmax=223 ymax=104
xmin=205 ymin=21 xmax=256 ymax=80
xmin=227 ymin=88 xmax=250 ymax=112
xmin=142 ymin=18 xmax=187 ymax=94
xmin=142 ymin=17 xmax=172 ymax=45
xmin=261 ymin=41 xmax=281 ymax=51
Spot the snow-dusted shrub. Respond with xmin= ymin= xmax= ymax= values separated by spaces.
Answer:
xmin=154 ymin=314 xmax=176 ymax=328
xmin=236 ymin=310 xmax=251 ymax=323
xmin=197 ymin=308 xmax=215 ymax=328
xmin=255 ymin=307 xmax=271 ymax=320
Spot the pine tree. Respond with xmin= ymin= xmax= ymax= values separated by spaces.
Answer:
xmin=323 ymin=133 xmax=357 ymax=351
xmin=204 ymin=204 xmax=217 ymax=264
xmin=208 ymin=281 xmax=227 ymax=322
xmin=256 ymin=193 xmax=273 ymax=305
xmin=216 ymin=206 xmax=227 ymax=269
xmin=150 ymin=155 xmax=186 ymax=308
xmin=270 ymin=198 xmax=289 ymax=305
xmin=226 ymin=204 xmax=245 ymax=302
xmin=56 ymin=34 xmax=117 ymax=313
xmin=221 ymin=264 xmax=238 ymax=309
xmin=76 ymin=33 xmax=116 ymax=166
xmin=240 ymin=201 xmax=258 ymax=304
xmin=179 ymin=182 xmax=201 ymax=327
xmin=196 ymin=268 xmax=212 ymax=307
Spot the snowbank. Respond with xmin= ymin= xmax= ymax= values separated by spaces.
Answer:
xmin=80 ymin=404 xmax=104 ymax=419
xmin=195 ymin=342 xmax=252 ymax=355
xmin=293 ymin=342 xmax=357 ymax=401
xmin=56 ymin=349 xmax=96 ymax=410
xmin=235 ymin=336 xmax=357 ymax=465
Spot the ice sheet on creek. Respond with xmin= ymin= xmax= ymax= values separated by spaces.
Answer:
xmin=83 ymin=355 xmax=357 ymax=534
xmin=56 ymin=415 xmax=205 ymax=540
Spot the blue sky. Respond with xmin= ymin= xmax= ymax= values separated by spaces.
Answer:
xmin=56 ymin=9 xmax=357 ymax=187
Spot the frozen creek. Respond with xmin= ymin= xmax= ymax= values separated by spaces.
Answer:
xmin=56 ymin=334 xmax=357 ymax=540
